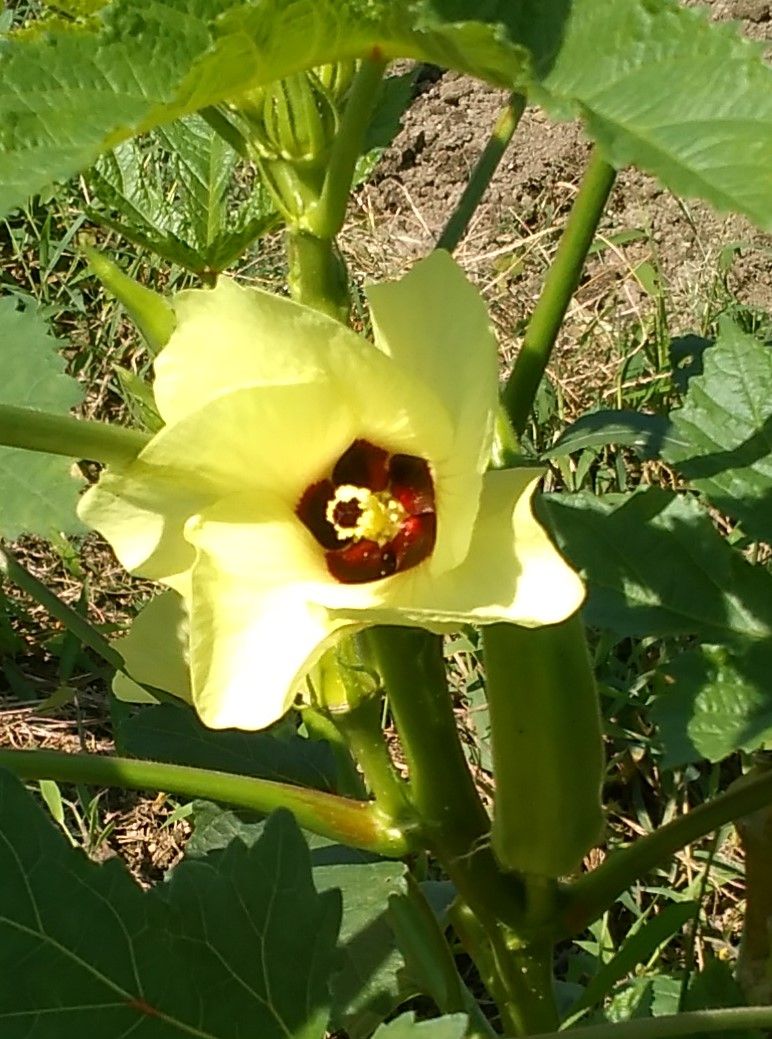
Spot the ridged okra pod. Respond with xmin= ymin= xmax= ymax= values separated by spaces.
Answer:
xmin=482 ymin=613 xmax=605 ymax=878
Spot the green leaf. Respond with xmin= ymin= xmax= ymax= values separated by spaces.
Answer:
xmin=118 ymin=702 xmax=340 ymax=791
xmin=543 ymin=409 xmax=676 ymax=460
xmin=372 ymin=1013 xmax=468 ymax=1039
xmin=0 ymin=0 xmax=525 ymax=218
xmin=0 ymin=297 xmax=84 ymax=538
xmin=542 ymin=488 xmax=772 ymax=643
xmin=536 ymin=0 xmax=772 ymax=230
xmin=662 ymin=321 xmax=772 ymax=543
xmin=652 ymin=642 xmax=772 ymax=767
xmin=3 ymin=1 xmax=770 ymax=230
xmin=86 ymin=115 xmax=278 ymax=273
xmin=183 ymin=801 xmax=413 ymax=1038
xmin=0 ymin=769 xmax=340 ymax=1038
xmin=568 ymin=901 xmax=698 ymax=1017
xmin=319 ymin=861 xmax=413 ymax=1039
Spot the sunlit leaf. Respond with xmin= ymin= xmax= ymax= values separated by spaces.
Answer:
xmin=2 ymin=1 xmax=770 ymax=228
xmin=662 ymin=320 xmax=772 ymax=543
xmin=542 ymin=488 xmax=772 ymax=643
xmin=653 ymin=641 xmax=772 ymax=766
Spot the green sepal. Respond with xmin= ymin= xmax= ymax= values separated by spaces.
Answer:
xmin=84 ymin=246 xmax=175 ymax=355
xmin=483 ymin=613 xmax=605 ymax=878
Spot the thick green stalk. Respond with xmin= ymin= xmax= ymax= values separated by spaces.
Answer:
xmin=436 ymin=93 xmax=526 ymax=254
xmin=527 ymin=1007 xmax=772 ymax=1039
xmin=358 ymin=628 xmax=562 ymax=1034
xmin=0 ymin=404 xmax=149 ymax=465
xmin=0 ymin=748 xmax=411 ymax=857
xmin=561 ymin=767 xmax=772 ymax=937
xmin=502 ymin=148 xmax=616 ymax=436
xmin=286 ymin=229 xmax=350 ymax=320
xmin=450 ymin=901 xmax=558 ymax=1037
xmin=311 ymin=51 xmax=388 ymax=239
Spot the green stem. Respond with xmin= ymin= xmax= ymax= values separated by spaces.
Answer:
xmin=301 ymin=705 xmax=366 ymax=800
xmin=502 ymin=148 xmax=616 ymax=436
xmin=527 ymin=1007 xmax=772 ymax=1039
xmin=311 ymin=51 xmax=388 ymax=239
xmin=332 ymin=695 xmax=412 ymax=822
xmin=436 ymin=93 xmax=526 ymax=254
xmin=0 ymin=404 xmax=148 ymax=465
xmin=561 ymin=767 xmax=772 ymax=938
xmin=450 ymin=901 xmax=558 ymax=1037
xmin=286 ymin=229 xmax=350 ymax=321
xmin=358 ymin=628 xmax=558 ymax=1032
xmin=0 ymin=748 xmax=411 ymax=857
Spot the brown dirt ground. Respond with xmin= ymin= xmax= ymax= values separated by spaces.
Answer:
xmin=347 ymin=0 xmax=771 ymax=415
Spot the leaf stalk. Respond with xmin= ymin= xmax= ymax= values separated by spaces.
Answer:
xmin=0 ymin=749 xmax=412 ymax=858
xmin=502 ymin=147 xmax=616 ymax=436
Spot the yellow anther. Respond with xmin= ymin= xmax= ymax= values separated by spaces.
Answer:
xmin=326 ymin=484 xmax=406 ymax=545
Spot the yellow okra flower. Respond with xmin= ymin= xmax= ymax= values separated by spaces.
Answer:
xmin=79 ymin=251 xmax=583 ymax=730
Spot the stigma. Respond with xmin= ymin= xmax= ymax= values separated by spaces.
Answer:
xmin=296 ymin=439 xmax=437 ymax=584
xmin=325 ymin=484 xmax=407 ymax=545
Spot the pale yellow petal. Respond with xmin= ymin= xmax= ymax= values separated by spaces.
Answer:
xmin=188 ymin=554 xmax=352 ymax=731
xmin=78 ymin=381 xmax=357 ymax=584
xmin=156 ymin=277 xmax=453 ymax=475
xmin=155 ymin=278 xmax=328 ymax=423
xmin=112 ymin=590 xmax=191 ymax=704
xmin=367 ymin=251 xmax=498 ymax=573
xmin=77 ymin=467 xmax=211 ymax=587
xmin=317 ymin=469 xmax=585 ymax=628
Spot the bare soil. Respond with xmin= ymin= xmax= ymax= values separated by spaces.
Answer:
xmin=349 ymin=0 xmax=771 ymax=412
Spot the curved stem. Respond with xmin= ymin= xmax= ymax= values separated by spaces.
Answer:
xmin=502 ymin=148 xmax=616 ymax=436
xmin=527 ymin=1007 xmax=772 ymax=1039
xmin=0 ymin=748 xmax=411 ymax=857
xmin=0 ymin=404 xmax=148 ymax=465
xmin=436 ymin=92 xmax=526 ymax=254
xmin=561 ymin=767 xmax=772 ymax=937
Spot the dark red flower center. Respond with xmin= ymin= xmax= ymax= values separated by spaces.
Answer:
xmin=296 ymin=439 xmax=436 ymax=584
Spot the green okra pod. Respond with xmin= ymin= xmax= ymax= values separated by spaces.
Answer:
xmin=482 ymin=612 xmax=605 ymax=878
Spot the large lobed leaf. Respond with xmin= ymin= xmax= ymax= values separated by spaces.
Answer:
xmin=0 ymin=769 xmax=340 ymax=1038
xmin=86 ymin=114 xmax=278 ymax=273
xmin=662 ymin=320 xmax=772 ymax=544
xmin=1 ymin=0 xmax=770 ymax=228
xmin=186 ymin=803 xmax=415 ymax=1038
xmin=0 ymin=298 xmax=84 ymax=539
